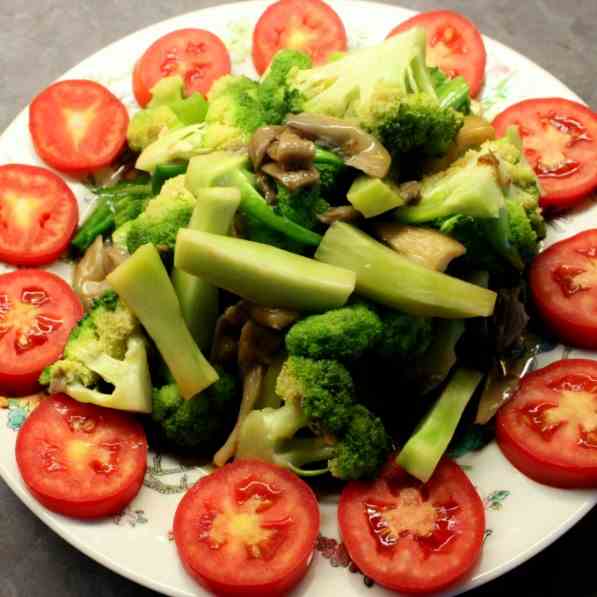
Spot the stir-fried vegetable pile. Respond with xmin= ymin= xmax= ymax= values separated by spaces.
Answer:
xmin=53 ymin=27 xmax=545 ymax=483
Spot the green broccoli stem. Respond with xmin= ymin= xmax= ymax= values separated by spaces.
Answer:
xmin=436 ymin=76 xmax=470 ymax=112
xmin=314 ymin=147 xmax=344 ymax=167
xmin=71 ymin=182 xmax=153 ymax=253
xmin=172 ymin=187 xmax=241 ymax=353
xmin=315 ymin=222 xmax=497 ymax=318
xmin=397 ymin=368 xmax=483 ymax=482
xmin=71 ymin=196 xmax=114 ymax=253
xmin=107 ymin=243 xmax=218 ymax=399
xmin=280 ymin=437 xmax=337 ymax=476
xmin=175 ymin=229 xmax=356 ymax=312
xmin=227 ymin=170 xmax=323 ymax=247
xmin=152 ymin=162 xmax=189 ymax=195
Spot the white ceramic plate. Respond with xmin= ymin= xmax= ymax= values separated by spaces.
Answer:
xmin=1 ymin=1 xmax=596 ymax=595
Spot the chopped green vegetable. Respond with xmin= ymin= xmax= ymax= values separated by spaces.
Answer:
xmin=285 ymin=302 xmax=383 ymax=361
xmin=347 ymin=176 xmax=405 ymax=218
xmin=285 ymin=28 xmax=463 ymax=160
xmin=107 ymin=243 xmax=218 ymax=399
xmin=175 ymin=229 xmax=356 ymax=312
xmin=315 ymin=222 xmax=497 ymax=318
xmin=237 ymin=356 xmax=392 ymax=479
xmin=39 ymin=292 xmax=152 ymax=413
xmin=71 ymin=179 xmax=153 ymax=254
xmin=397 ymin=368 xmax=483 ymax=482
xmin=151 ymin=162 xmax=188 ymax=195
xmin=172 ymin=187 xmax=240 ymax=353
xmin=152 ymin=368 xmax=240 ymax=452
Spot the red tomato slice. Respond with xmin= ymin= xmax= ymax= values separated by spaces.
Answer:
xmin=493 ymin=98 xmax=597 ymax=210
xmin=529 ymin=229 xmax=597 ymax=349
xmin=339 ymin=459 xmax=485 ymax=594
xmin=174 ymin=459 xmax=320 ymax=597
xmin=388 ymin=10 xmax=487 ymax=97
xmin=0 ymin=269 xmax=83 ymax=396
xmin=497 ymin=359 xmax=597 ymax=488
xmin=16 ymin=394 xmax=148 ymax=518
xmin=252 ymin=0 xmax=348 ymax=75
xmin=29 ymin=80 xmax=129 ymax=174
xmin=133 ymin=29 xmax=231 ymax=107
xmin=0 ymin=164 xmax=78 ymax=266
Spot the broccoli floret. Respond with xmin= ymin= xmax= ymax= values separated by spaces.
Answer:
xmin=313 ymin=148 xmax=348 ymax=199
xmin=276 ymin=356 xmax=355 ymax=434
xmin=286 ymin=28 xmax=462 ymax=160
xmin=39 ymin=291 xmax=153 ymax=413
xmin=274 ymin=183 xmax=330 ymax=230
xmin=136 ymin=76 xmax=266 ymax=173
xmin=125 ymin=175 xmax=196 ymax=254
xmin=152 ymin=369 xmax=240 ymax=452
xmin=396 ymin=129 xmax=546 ymax=269
xmin=237 ymin=356 xmax=392 ymax=479
xmin=259 ymin=49 xmax=313 ymax=125
xmin=329 ymin=405 xmax=392 ymax=480
xmin=285 ymin=303 xmax=382 ymax=361
xmin=374 ymin=308 xmax=433 ymax=359
xmin=127 ymin=76 xmax=208 ymax=151
xmin=128 ymin=105 xmax=182 ymax=152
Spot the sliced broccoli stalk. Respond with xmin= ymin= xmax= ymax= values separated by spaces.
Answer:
xmin=315 ymin=222 xmax=496 ymax=318
xmin=152 ymin=368 xmax=240 ymax=452
xmin=397 ymin=368 xmax=483 ymax=482
xmin=172 ymin=187 xmax=241 ymax=353
xmin=39 ymin=292 xmax=153 ymax=413
xmin=285 ymin=302 xmax=383 ymax=361
xmin=107 ymin=243 xmax=218 ymax=399
xmin=186 ymin=152 xmax=323 ymax=248
xmin=259 ymin=49 xmax=313 ymax=125
xmin=347 ymin=176 xmax=405 ymax=218
xmin=175 ymin=228 xmax=356 ymax=312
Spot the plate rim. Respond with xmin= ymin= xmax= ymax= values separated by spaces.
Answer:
xmin=0 ymin=1 xmax=596 ymax=596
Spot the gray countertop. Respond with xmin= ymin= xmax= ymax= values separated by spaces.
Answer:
xmin=1 ymin=1 xmax=596 ymax=596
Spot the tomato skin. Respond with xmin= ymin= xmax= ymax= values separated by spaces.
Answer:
xmin=133 ymin=29 xmax=231 ymax=107
xmin=493 ymin=98 xmax=597 ymax=210
xmin=496 ymin=359 xmax=597 ymax=488
xmin=174 ymin=459 xmax=320 ymax=597
xmin=388 ymin=10 xmax=486 ymax=97
xmin=252 ymin=0 xmax=348 ymax=75
xmin=339 ymin=459 xmax=485 ymax=594
xmin=0 ymin=270 xmax=83 ymax=396
xmin=529 ymin=229 xmax=597 ymax=349
xmin=0 ymin=164 xmax=79 ymax=266
xmin=16 ymin=394 xmax=148 ymax=518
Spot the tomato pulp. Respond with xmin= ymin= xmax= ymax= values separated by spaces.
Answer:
xmin=252 ymin=0 xmax=347 ymax=75
xmin=497 ymin=359 xmax=597 ymax=488
xmin=339 ymin=459 xmax=485 ymax=594
xmin=493 ymin=98 xmax=597 ymax=210
xmin=133 ymin=29 xmax=231 ymax=106
xmin=16 ymin=394 xmax=148 ymax=518
xmin=29 ymin=79 xmax=129 ymax=174
xmin=388 ymin=10 xmax=487 ymax=97
xmin=174 ymin=459 xmax=320 ymax=596
xmin=530 ymin=229 xmax=597 ymax=349
xmin=0 ymin=164 xmax=78 ymax=266
xmin=0 ymin=270 xmax=83 ymax=395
